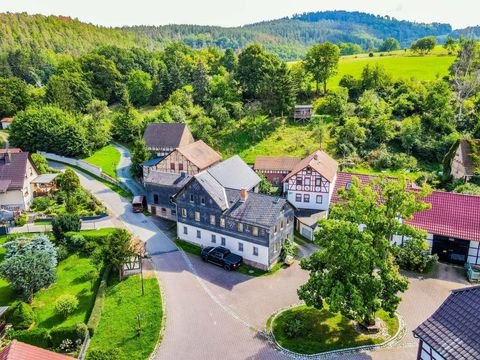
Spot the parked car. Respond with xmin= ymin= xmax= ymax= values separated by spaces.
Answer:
xmin=132 ymin=196 xmax=146 ymax=213
xmin=201 ymin=246 xmax=243 ymax=271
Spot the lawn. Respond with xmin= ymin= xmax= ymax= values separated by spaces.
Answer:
xmin=271 ymin=305 xmax=399 ymax=354
xmin=84 ymin=145 xmax=120 ymax=180
xmin=87 ymin=274 xmax=162 ymax=360
xmin=32 ymin=254 xmax=99 ymax=329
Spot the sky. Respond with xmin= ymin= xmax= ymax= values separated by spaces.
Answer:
xmin=0 ymin=0 xmax=478 ymax=29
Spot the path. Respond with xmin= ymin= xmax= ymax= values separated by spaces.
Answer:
xmin=113 ymin=143 xmax=145 ymax=196
xmin=10 ymin=216 xmax=115 ymax=234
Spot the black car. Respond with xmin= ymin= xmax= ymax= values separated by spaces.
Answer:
xmin=201 ymin=246 xmax=243 ymax=271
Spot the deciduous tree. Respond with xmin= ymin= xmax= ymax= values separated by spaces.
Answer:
xmin=303 ymin=43 xmax=340 ymax=95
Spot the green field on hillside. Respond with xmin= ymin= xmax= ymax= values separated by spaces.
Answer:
xmin=84 ymin=145 xmax=120 ymax=180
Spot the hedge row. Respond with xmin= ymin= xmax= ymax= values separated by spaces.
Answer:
xmin=86 ymin=265 xmax=111 ymax=335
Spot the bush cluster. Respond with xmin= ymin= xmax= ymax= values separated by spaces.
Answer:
xmin=283 ymin=312 xmax=307 ymax=338
xmin=6 ymin=301 xmax=35 ymax=330
xmin=393 ymin=238 xmax=438 ymax=273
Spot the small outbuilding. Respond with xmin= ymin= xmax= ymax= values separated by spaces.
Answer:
xmin=293 ymin=105 xmax=313 ymax=121
xmin=413 ymin=285 xmax=480 ymax=360
xmin=0 ymin=117 xmax=13 ymax=130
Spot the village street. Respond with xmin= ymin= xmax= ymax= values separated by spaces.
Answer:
xmin=49 ymin=152 xmax=469 ymax=360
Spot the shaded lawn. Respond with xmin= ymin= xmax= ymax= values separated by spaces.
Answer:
xmin=0 ymin=235 xmax=15 ymax=305
xmin=84 ymin=145 xmax=120 ymax=180
xmin=32 ymin=254 xmax=98 ymax=329
xmin=272 ymin=305 xmax=399 ymax=354
xmin=87 ymin=275 xmax=162 ymax=360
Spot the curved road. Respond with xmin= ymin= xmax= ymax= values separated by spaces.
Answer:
xmin=51 ymin=147 xmax=469 ymax=360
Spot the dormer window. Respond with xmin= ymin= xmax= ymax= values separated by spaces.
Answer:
xmin=346 ymin=182 xmax=352 ymax=190
xmin=189 ymin=194 xmax=194 ymax=203
xmin=306 ymin=168 xmax=312 ymax=174
xmin=237 ymin=223 xmax=244 ymax=232
xmin=220 ymin=218 xmax=225 ymax=228
xmin=200 ymin=197 xmax=205 ymax=206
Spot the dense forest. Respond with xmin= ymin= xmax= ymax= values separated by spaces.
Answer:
xmin=0 ymin=11 xmax=474 ymax=61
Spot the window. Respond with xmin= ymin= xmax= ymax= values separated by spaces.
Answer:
xmin=220 ymin=218 xmax=225 ymax=228
xmin=295 ymin=193 xmax=302 ymax=202
xmin=315 ymin=178 xmax=321 ymax=186
xmin=238 ymin=242 xmax=244 ymax=252
xmin=210 ymin=215 xmax=215 ymax=225
xmin=316 ymin=195 xmax=323 ymax=204
xmin=346 ymin=182 xmax=352 ymax=190
xmin=195 ymin=211 xmax=200 ymax=222
xmin=303 ymin=194 xmax=310 ymax=202
xmin=286 ymin=217 xmax=290 ymax=225
xmin=171 ymin=209 xmax=177 ymax=216
xmin=200 ymin=197 xmax=206 ymax=206
xmin=183 ymin=226 xmax=188 ymax=235
xmin=221 ymin=237 xmax=226 ymax=246
xmin=273 ymin=177 xmax=279 ymax=185
xmin=237 ymin=223 xmax=244 ymax=232
xmin=189 ymin=194 xmax=194 ymax=203
xmin=211 ymin=234 xmax=216 ymax=243
xmin=253 ymin=247 xmax=258 ymax=256
xmin=196 ymin=230 xmax=201 ymax=239
xmin=280 ymin=221 xmax=284 ymax=230
xmin=296 ymin=176 xmax=302 ymax=186
xmin=252 ymin=226 xmax=258 ymax=236
xmin=178 ymin=163 xmax=184 ymax=171
xmin=153 ymin=194 xmax=159 ymax=204
xmin=170 ymin=163 xmax=175 ymax=171
xmin=274 ymin=225 xmax=278 ymax=234
xmin=181 ymin=208 xmax=187 ymax=218
xmin=305 ymin=178 xmax=311 ymax=186
xmin=306 ymin=168 xmax=312 ymax=174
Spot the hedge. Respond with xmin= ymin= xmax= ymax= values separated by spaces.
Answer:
xmin=50 ymin=323 xmax=88 ymax=349
xmin=7 ymin=328 xmax=51 ymax=348
xmin=86 ymin=265 xmax=111 ymax=335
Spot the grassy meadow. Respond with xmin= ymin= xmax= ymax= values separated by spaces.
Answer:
xmin=84 ymin=144 xmax=120 ymax=180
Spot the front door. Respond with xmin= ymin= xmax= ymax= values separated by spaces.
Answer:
xmin=151 ymin=206 xmax=156 ymax=216
xmin=432 ymin=235 xmax=469 ymax=265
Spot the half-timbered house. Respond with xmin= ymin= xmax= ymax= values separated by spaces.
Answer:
xmin=254 ymin=156 xmax=301 ymax=186
xmin=143 ymin=123 xmax=195 ymax=157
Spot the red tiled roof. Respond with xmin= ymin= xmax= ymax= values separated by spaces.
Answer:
xmin=254 ymin=156 xmax=301 ymax=171
xmin=332 ymin=171 xmax=480 ymax=242
xmin=0 ymin=340 xmax=74 ymax=360
xmin=284 ymin=150 xmax=338 ymax=183
xmin=406 ymin=191 xmax=480 ymax=242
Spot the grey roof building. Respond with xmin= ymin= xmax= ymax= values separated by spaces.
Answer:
xmin=207 ymin=155 xmax=260 ymax=192
xmin=143 ymin=123 xmax=195 ymax=156
xmin=413 ymin=285 xmax=480 ymax=360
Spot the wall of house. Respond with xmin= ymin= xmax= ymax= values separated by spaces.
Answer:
xmin=298 ymin=221 xmax=314 ymax=240
xmin=416 ymin=340 xmax=446 ymax=360
xmin=177 ymin=222 xmax=270 ymax=269
xmin=147 ymin=146 xmax=175 ymax=158
xmin=145 ymin=183 xmax=178 ymax=221
xmin=285 ymin=167 xmax=331 ymax=211
xmin=155 ymin=151 xmax=200 ymax=175
xmin=256 ymin=170 xmax=289 ymax=186
xmin=467 ymin=240 xmax=480 ymax=265
xmin=0 ymin=190 xmax=26 ymax=210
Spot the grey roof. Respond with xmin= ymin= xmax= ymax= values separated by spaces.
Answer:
xmin=224 ymin=189 xmax=291 ymax=227
xmin=413 ymin=286 xmax=480 ymax=360
xmin=143 ymin=123 xmax=194 ymax=149
xmin=0 ymin=152 xmax=30 ymax=190
xmin=207 ymin=155 xmax=260 ymax=191
xmin=31 ymin=173 xmax=58 ymax=184
xmin=144 ymin=171 xmax=190 ymax=188
xmin=142 ymin=157 xmax=163 ymax=167
xmin=296 ymin=209 xmax=328 ymax=228
xmin=195 ymin=171 xmax=229 ymax=210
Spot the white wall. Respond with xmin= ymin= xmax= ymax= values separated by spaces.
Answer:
xmin=298 ymin=222 xmax=314 ymax=240
xmin=468 ymin=240 xmax=480 ymax=265
xmin=0 ymin=190 xmax=26 ymax=210
xmin=38 ymin=151 xmax=103 ymax=177
xmin=287 ymin=190 xmax=329 ymax=211
xmin=177 ymin=222 xmax=270 ymax=268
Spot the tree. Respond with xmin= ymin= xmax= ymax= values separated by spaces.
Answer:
xmin=131 ymin=139 xmax=149 ymax=178
xmin=298 ymin=176 xmax=430 ymax=326
xmin=315 ymin=87 xmax=349 ymax=118
xmin=4 ymin=234 xmax=58 ymax=267
xmin=111 ymin=105 xmax=142 ymax=144
xmin=399 ymin=116 xmax=422 ymax=155
xmin=55 ymin=295 xmax=79 ymax=318
xmin=84 ymin=100 xmax=112 ymax=151
xmin=0 ymin=250 xmax=56 ymax=302
xmin=258 ymin=62 xmax=296 ymax=117
xmin=99 ymin=229 xmax=136 ymax=280
xmin=57 ymin=169 xmax=80 ymax=194
xmin=303 ymin=43 xmax=340 ymax=95
xmin=52 ymin=214 xmax=81 ymax=241
xmin=192 ymin=61 xmax=210 ymax=106
xmin=258 ymin=173 xmax=272 ymax=194
xmin=0 ymin=77 xmax=30 ymax=118
xmin=45 ymin=72 xmax=93 ymax=113
xmin=379 ymin=38 xmax=400 ymax=52
xmin=220 ymin=48 xmax=238 ymax=73
xmin=5 ymin=301 xmax=35 ymax=330
xmin=393 ymin=238 xmax=437 ymax=273
xmin=236 ymin=44 xmax=274 ymax=99
xmin=126 ymin=70 xmax=153 ymax=107
xmin=411 ymin=36 xmax=437 ymax=55
xmin=450 ymin=39 xmax=480 ymax=124
xmin=444 ymin=37 xmax=458 ymax=55
xmin=334 ymin=117 xmax=366 ymax=157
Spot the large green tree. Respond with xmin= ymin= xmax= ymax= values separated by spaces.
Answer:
xmin=303 ymin=43 xmax=340 ymax=95
xmin=192 ymin=61 xmax=210 ymax=106
xmin=126 ymin=70 xmax=153 ymax=107
xmin=45 ymin=72 xmax=93 ymax=113
xmin=411 ymin=36 xmax=437 ymax=55
xmin=99 ymin=229 xmax=136 ymax=280
xmin=298 ymin=176 xmax=430 ymax=325
xmin=0 ymin=77 xmax=30 ymax=118
xmin=379 ymin=37 xmax=400 ymax=52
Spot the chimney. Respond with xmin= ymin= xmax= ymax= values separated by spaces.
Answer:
xmin=240 ymin=187 xmax=248 ymax=202
xmin=313 ymin=153 xmax=318 ymax=161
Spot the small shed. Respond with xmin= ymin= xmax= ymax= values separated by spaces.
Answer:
xmin=0 ymin=118 xmax=13 ymax=129
xmin=31 ymin=173 xmax=59 ymax=197
xmin=294 ymin=105 xmax=313 ymax=121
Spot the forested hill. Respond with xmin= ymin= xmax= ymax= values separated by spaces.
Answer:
xmin=0 ymin=11 xmax=466 ymax=60
xmin=0 ymin=13 xmax=152 ymax=55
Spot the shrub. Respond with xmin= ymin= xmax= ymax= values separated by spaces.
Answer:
xmin=56 ymin=245 xmax=69 ymax=261
xmin=54 ymin=295 xmax=79 ymax=318
xmin=87 ymin=348 xmax=122 ymax=360
xmin=52 ymin=214 xmax=81 ymax=241
xmin=15 ymin=212 xmax=28 ymax=227
xmin=7 ymin=328 xmax=51 ymax=348
xmin=283 ymin=313 xmax=307 ymax=338
xmin=50 ymin=323 xmax=88 ymax=349
xmin=6 ymin=301 xmax=35 ymax=330
xmin=394 ymin=238 xmax=438 ymax=273
xmin=31 ymin=197 xmax=51 ymax=212
xmin=66 ymin=234 xmax=86 ymax=252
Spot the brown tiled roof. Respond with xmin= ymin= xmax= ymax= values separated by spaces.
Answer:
xmin=284 ymin=150 xmax=338 ymax=183
xmin=254 ymin=156 xmax=301 ymax=172
xmin=0 ymin=340 xmax=74 ymax=360
xmin=0 ymin=152 xmax=31 ymax=190
xmin=143 ymin=123 xmax=194 ymax=149
xmin=413 ymin=286 xmax=480 ymax=360
xmin=176 ymin=140 xmax=221 ymax=170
